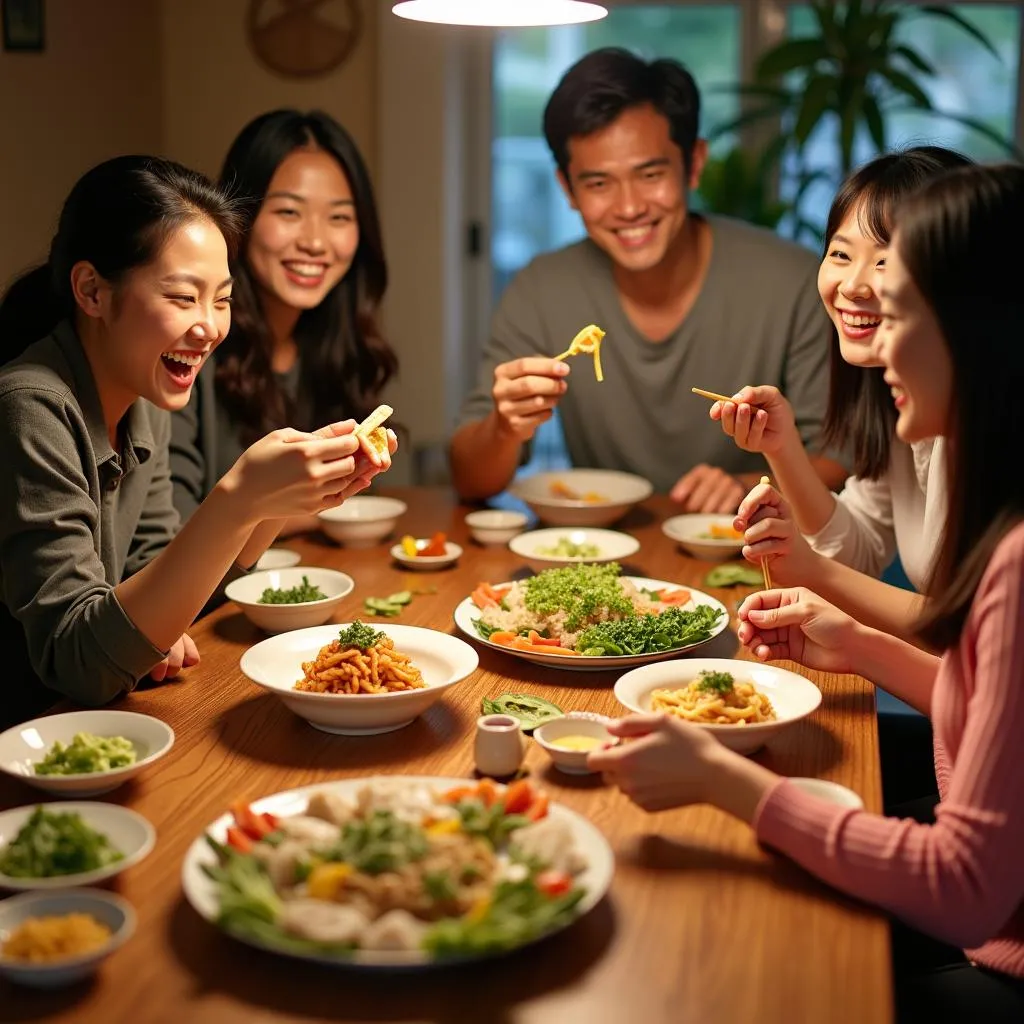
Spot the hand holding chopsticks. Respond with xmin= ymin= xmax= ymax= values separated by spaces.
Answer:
xmin=757 ymin=476 xmax=774 ymax=590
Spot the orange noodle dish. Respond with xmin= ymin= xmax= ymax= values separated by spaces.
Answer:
xmin=470 ymin=563 xmax=724 ymax=657
xmin=295 ymin=622 xmax=426 ymax=695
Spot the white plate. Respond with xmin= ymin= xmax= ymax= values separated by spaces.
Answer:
xmin=614 ymin=657 xmax=822 ymax=755
xmin=239 ymin=624 xmax=479 ymax=734
xmin=661 ymin=514 xmax=744 ymax=560
xmin=508 ymin=528 xmax=640 ymax=571
xmin=510 ymin=470 xmax=652 ymax=527
xmin=389 ymin=540 xmax=462 ymax=570
xmin=0 ymin=888 xmax=136 ymax=988
xmin=453 ymin=576 xmax=729 ymax=672
xmin=255 ymin=548 xmax=302 ymax=570
xmin=0 ymin=803 xmax=155 ymax=891
xmin=180 ymin=775 xmax=614 ymax=968
xmin=225 ymin=567 xmax=355 ymax=634
xmin=0 ymin=711 xmax=174 ymax=798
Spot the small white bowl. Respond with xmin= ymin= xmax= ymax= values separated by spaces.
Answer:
xmin=390 ymin=540 xmax=463 ymax=571
xmin=0 ymin=711 xmax=175 ymax=798
xmin=465 ymin=509 xmax=529 ymax=546
xmin=0 ymin=802 xmax=156 ymax=890
xmin=662 ymin=514 xmax=745 ymax=560
xmin=510 ymin=470 xmax=653 ymax=528
xmin=225 ymin=567 xmax=355 ymax=634
xmin=255 ymin=547 xmax=302 ymax=571
xmin=614 ymin=657 xmax=822 ymax=755
xmin=789 ymin=778 xmax=864 ymax=809
xmin=533 ymin=712 xmax=619 ymax=775
xmin=318 ymin=496 xmax=408 ymax=548
xmin=239 ymin=623 xmax=479 ymax=735
xmin=0 ymin=888 xmax=135 ymax=988
xmin=508 ymin=527 xmax=639 ymax=571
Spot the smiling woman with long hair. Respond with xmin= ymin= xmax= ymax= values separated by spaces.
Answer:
xmin=170 ymin=109 xmax=397 ymax=529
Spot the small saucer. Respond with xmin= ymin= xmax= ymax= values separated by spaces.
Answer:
xmin=389 ymin=541 xmax=462 ymax=571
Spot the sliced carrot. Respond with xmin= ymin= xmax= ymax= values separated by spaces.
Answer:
xmin=442 ymin=785 xmax=476 ymax=803
xmin=503 ymin=779 xmax=535 ymax=815
xmin=420 ymin=531 xmax=448 ymax=557
xmin=226 ymin=826 xmax=253 ymax=853
xmin=471 ymin=587 xmax=498 ymax=610
xmin=509 ymin=636 xmax=582 ymax=656
xmin=657 ymin=588 xmax=691 ymax=606
xmin=488 ymin=631 xmax=519 ymax=647
xmin=476 ymin=778 xmax=499 ymax=807
xmin=525 ymin=792 xmax=550 ymax=821
xmin=492 ymin=586 xmax=512 ymax=601
xmin=527 ymin=629 xmax=562 ymax=647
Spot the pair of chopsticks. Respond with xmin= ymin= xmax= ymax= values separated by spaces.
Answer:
xmin=691 ymin=386 xmax=774 ymax=590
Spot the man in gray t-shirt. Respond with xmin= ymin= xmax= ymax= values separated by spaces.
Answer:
xmin=451 ymin=48 xmax=845 ymax=508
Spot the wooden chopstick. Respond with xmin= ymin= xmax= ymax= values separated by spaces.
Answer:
xmin=691 ymin=386 xmax=734 ymax=403
xmin=758 ymin=475 xmax=773 ymax=590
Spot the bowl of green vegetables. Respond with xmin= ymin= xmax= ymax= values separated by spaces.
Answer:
xmin=0 ymin=711 xmax=175 ymax=797
xmin=224 ymin=567 xmax=355 ymax=634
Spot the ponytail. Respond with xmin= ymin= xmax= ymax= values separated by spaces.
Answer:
xmin=0 ymin=262 xmax=69 ymax=366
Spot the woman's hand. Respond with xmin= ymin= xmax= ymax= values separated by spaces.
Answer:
xmin=587 ymin=714 xmax=726 ymax=811
xmin=317 ymin=425 xmax=398 ymax=508
xmin=737 ymin=588 xmax=861 ymax=673
xmin=710 ymin=385 xmax=798 ymax=456
xmin=148 ymin=632 xmax=199 ymax=682
xmin=733 ymin=480 xmax=822 ymax=587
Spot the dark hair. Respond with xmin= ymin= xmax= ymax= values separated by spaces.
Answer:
xmin=896 ymin=164 xmax=1024 ymax=649
xmin=0 ymin=156 xmax=241 ymax=361
xmin=820 ymin=146 xmax=973 ymax=479
xmin=214 ymin=109 xmax=394 ymax=441
xmin=543 ymin=48 xmax=700 ymax=182
xmin=819 ymin=146 xmax=970 ymax=477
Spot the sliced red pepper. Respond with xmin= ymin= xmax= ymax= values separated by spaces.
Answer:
xmin=536 ymin=869 xmax=573 ymax=897
xmin=524 ymin=792 xmax=549 ymax=821
xmin=226 ymin=826 xmax=253 ymax=853
xmin=502 ymin=779 xmax=535 ymax=815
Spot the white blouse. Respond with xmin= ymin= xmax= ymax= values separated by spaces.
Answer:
xmin=804 ymin=437 xmax=947 ymax=590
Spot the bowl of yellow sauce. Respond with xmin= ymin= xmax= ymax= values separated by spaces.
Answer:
xmin=533 ymin=712 xmax=619 ymax=775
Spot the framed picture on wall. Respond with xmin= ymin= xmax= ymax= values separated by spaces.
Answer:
xmin=2 ymin=0 xmax=45 ymax=53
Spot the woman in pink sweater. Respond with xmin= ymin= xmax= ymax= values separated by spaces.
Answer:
xmin=590 ymin=163 xmax=1024 ymax=1021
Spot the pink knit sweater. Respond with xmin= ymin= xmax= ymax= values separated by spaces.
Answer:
xmin=754 ymin=521 xmax=1024 ymax=976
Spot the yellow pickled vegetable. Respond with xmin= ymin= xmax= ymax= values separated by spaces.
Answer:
xmin=400 ymin=535 xmax=418 ymax=557
xmin=307 ymin=862 xmax=354 ymax=900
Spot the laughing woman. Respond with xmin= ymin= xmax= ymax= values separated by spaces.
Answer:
xmin=591 ymin=164 xmax=1024 ymax=1021
xmin=170 ymin=109 xmax=396 ymax=533
xmin=0 ymin=156 xmax=391 ymax=728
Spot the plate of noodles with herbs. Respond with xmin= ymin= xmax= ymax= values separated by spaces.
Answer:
xmin=181 ymin=774 xmax=614 ymax=968
xmin=452 ymin=562 xmax=728 ymax=672
xmin=238 ymin=622 xmax=479 ymax=735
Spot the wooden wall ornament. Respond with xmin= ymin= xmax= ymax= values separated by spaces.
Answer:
xmin=247 ymin=0 xmax=362 ymax=79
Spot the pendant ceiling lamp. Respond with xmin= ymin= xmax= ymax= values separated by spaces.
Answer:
xmin=392 ymin=1 xmax=608 ymax=28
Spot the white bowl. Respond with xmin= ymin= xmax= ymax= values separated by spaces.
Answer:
xmin=0 ymin=888 xmax=135 ymax=988
xmin=389 ymin=540 xmax=463 ymax=571
xmin=0 ymin=711 xmax=175 ymax=798
xmin=789 ymin=777 xmax=864 ymax=809
xmin=508 ymin=527 xmax=640 ymax=571
xmin=318 ymin=496 xmax=408 ymax=548
xmin=533 ymin=712 xmax=619 ymax=775
xmin=240 ymin=623 xmax=479 ymax=735
xmin=614 ymin=657 xmax=822 ymax=755
xmin=255 ymin=547 xmax=302 ymax=570
xmin=510 ymin=470 xmax=653 ymax=527
xmin=662 ymin=514 xmax=745 ymax=560
xmin=224 ymin=567 xmax=354 ymax=634
xmin=465 ymin=509 xmax=529 ymax=546
xmin=0 ymin=803 xmax=156 ymax=890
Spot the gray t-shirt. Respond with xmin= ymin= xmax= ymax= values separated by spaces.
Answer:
xmin=0 ymin=322 xmax=173 ymax=727
xmin=458 ymin=215 xmax=836 ymax=493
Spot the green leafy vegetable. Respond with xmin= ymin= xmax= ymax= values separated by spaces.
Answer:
xmin=575 ymin=603 xmax=725 ymax=656
xmin=0 ymin=807 xmax=124 ymax=878
xmin=696 ymin=670 xmax=736 ymax=695
xmin=363 ymin=589 xmax=435 ymax=618
xmin=453 ymin=799 xmax=531 ymax=849
xmin=704 ymin=564 xmax=764 ymax=588
xmin=257 ymin=575 xmax=327 ymax=604
xmin=335 ymin=620 xmax=386 ymax=649
xmin=522 ymin=563 xmax=633 ymax=632
xmin=481 ymin=693 xmax=563 ymax=732
xmin=423 ymin=870 xmax=457 ymax=903
xmin=536 ymin=537 xmax=601 ymax=558
xmin=320 ymin=810 xmax=428 ymax=875
xmin=423 ymin=876 xmax=585 ymax=958
xmin=34 ymin=732 xmax=136 ymax=775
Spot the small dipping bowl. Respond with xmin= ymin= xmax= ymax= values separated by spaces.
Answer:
xmin=533 ymin=712 xmax=619 ymax=775
xmin=464 ymin=510 xmax=529 ymax=546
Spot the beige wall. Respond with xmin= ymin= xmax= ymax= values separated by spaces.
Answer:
xmin=159 ymin=0 xmax=378 ymax=180
xmin=0 ymin=0 xmax=163 ymax=287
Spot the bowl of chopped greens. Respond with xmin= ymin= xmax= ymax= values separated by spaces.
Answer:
xmin=225 ymin=567 xmax=355 ymax=634
xmin=0 ymin=803 xmax=155 ymax=890
xmin=0 ymin=711 xmax=175 ymax=797
xmin=508 ymin=527 xmax=639 ymax=571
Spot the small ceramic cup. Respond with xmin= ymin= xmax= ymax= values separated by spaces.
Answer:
xmin=474 ymin=714 xmax=525 ymax=777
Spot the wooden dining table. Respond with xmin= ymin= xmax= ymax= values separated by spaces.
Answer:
xmin=1 ymin=488 xmax=893 ymax=1024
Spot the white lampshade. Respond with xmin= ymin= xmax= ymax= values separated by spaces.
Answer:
xmin=392 ymin=1 xmax=608 ymax=28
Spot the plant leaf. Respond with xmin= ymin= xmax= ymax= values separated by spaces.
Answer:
xmin=915 ymin=6 xmax=1002 ymax=61
xmin=707 ymin=105 xmax=786 ymax=140
xmin=755 ymin=38 xmax=831 ymax=81
xmin=892 ymin=44 xmax=936 ymax=77
xmin=879 ymin=67 xmax=932 ymax=109
xmin=794 ymin=75 xmax=836 ymax=146
xmin=862 ymin=93 xmax=886 ymax=152
xmin=911 ymin=106 xmax=1024 ymax=158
